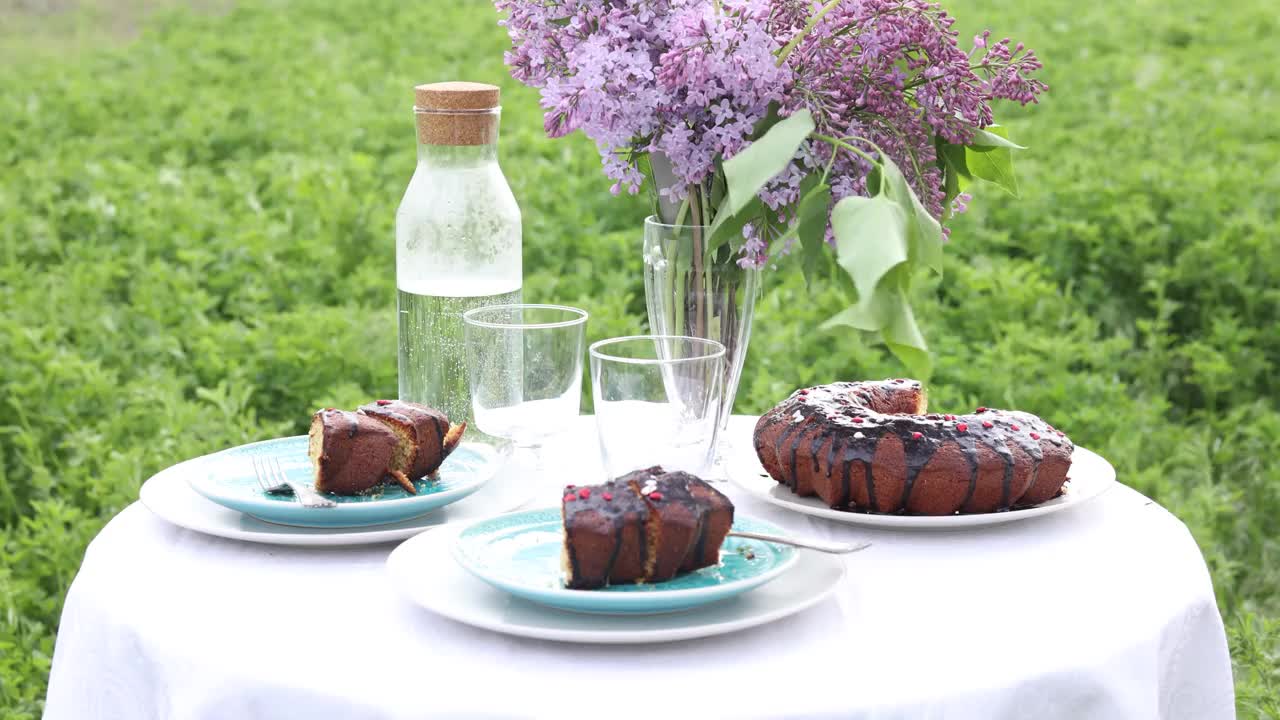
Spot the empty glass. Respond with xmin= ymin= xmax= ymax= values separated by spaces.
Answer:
xmin=589 ymin=335 xmax=726 ymax=479
xmin=463 ymin=304 xmax=588 ymax=483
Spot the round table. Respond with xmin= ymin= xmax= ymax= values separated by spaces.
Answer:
xmin=44 ymin=416 xmax=1235 ymax=720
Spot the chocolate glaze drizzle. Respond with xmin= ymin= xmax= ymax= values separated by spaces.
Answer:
xmin=755 ymin=380 xmax=1074 ymax=516
xmin=561 ymin=468 xmax=731 ymax=589
xmin=360 ymin=403 xmax=448 ymax=451
xmin=561 ymin=478 xmax=648 ymax=589
xmin=357 ymin=400 xmax=452 ymax=478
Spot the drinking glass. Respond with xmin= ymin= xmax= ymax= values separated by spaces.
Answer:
xmin=642 ymin=216 xmax=760 ymax=435
xmin=463 ymin=304 xmax=589 ymax=483
xmin=589 ymin=335 xmax=726 ymax=480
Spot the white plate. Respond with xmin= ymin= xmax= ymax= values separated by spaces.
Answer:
xmin=385 ymin=522 xmax=847 ymax=644
xmin=186 ymin=436 xmax=499 ymax=529
xmin=139 ymin=451 xmax=536 ymax=546
xmin=727 ymin=444 xmax=1117 ymax=530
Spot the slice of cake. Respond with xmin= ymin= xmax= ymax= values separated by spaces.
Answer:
xmin=307 ymin=400 xmax=465 ymax=497
xmin=664 ymin=470 xmax=735 ymax=573
xmin=560 ymin=467 xmax=735 ymax=589
xmin=560 ymin=477 xmax=650 ymax=590
xmin=357 ymin=399 xmax=467 ymax=487
xmin=308 ymin=409 xmax=399 ymax=495
xmin=629 ymin=469 xmax=703 ymax=583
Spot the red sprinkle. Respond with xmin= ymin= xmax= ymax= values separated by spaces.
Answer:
xmin=911 ymin=432 xmax=923 ymax=440
xmin=566 ymin=484 xmax=575 ymax=490
xmin=956 ymin=423 xmax=969 ymax=433
xmin=852 ymin=417 xmax=864 ymax=424
xmin=563 ymin=494 xmax=576 ymax=503
xmin=1058 ymin=431 xmax=1065 ymax=437
xmin=578 ymin=487 xmax=591 ymax=499
xmin=1030 ymin=432 xmax=1041 ymax=440
xmin=976 ymin=406 xmax=987 ymax=413
xmin=798 ymin=389 xmax=809 ymax=395
xmin=376 ymin=399 xmax=392 ymax=406
xmin=982 ymin=421 xmax=993 ymax=429
xmin=893 ymin=378 xmax=904 ymax=384
xmin=602 ymin=492 xmax=613 ymax=502
xmin=1011 ymin=424 xmax=1021 ymax=431
xmin=648 ymin=492 xmax=663 ymax=501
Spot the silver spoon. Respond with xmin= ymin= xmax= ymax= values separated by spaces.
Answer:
xmin=728 ymin=530 xmax=872 ymax=554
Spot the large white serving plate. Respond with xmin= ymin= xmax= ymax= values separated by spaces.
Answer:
xmin=727 ymin=445 xmax=1117 ymax=530
xmin=386 ymin=522 xmax=846 ymax=644
xmin=139 ymin=452 xmax=535 ymax=546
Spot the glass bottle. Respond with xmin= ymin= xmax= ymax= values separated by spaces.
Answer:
xmin=395 ymin=81 xmax=522 ymax=429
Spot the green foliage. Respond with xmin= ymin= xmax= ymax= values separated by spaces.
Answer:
xmin=723 ymin=113 xmax=953 ymax=378
xmin=964 ymin=126 xmax=1020 ymax=197
xmin=719 ymin=101 xmax=987 ymax=379
xmin=719 ymin=108 xmax=815 ymax=222
xmin=819 ymin=153 xmax=944 ymax=378
xmin=795 ymin=178 xmax=832 ymax=288
xmin=0 ymin=0 xmax=1277 ymax=716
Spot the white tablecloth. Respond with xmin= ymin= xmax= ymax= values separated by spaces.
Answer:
xmin=45 ymin=416 xmax=1235 ymax=720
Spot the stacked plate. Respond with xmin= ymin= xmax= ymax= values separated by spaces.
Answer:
xmin=139 ymin=435 xmax=527 ymax=546
xmin=384 ymin=507 xmax=846 ymax=643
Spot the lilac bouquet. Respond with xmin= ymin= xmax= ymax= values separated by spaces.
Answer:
xmin=495 ymin=0 xmax=1047 ymax=374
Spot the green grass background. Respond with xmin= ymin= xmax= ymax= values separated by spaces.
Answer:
xmin=1 ymin=0 xmax=1277 ymax=715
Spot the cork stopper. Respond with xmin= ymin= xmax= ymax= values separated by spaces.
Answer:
xmin=414 ymin=81 xmax=501 ymax=146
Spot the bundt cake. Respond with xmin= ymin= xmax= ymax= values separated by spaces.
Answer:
xmin=753 ymin=380 xmax=1073 ymax=515
xmin=307 ymin=400 xmax=465 ymax=496
xmin=560 ymin=467 xmax=734 ymax=590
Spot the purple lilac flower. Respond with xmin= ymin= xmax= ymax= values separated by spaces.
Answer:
xmin=495 ymin=0 xmax=1048 ymax=266
xmin=650 ymin=0 xmax=791 ymax=198
xmin=771 ymin=0 xmax=1046 ymax=230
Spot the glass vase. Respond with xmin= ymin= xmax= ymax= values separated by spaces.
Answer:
xmin=641 ymin=216 xmax=761 ymax=442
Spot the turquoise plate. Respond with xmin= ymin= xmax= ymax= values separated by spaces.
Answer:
xmin=187 ymin=436 xmax=499 ymax=529
xmin=450 ymin=507 xmax=800 ymax=615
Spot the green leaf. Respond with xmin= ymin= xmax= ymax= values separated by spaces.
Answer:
xmin=708 ymin=168 xmax=727 ymax=212
xmin=866 ymin=165 xmax=882 ymax=196
xmin=963 ymin=125 xmax=1021 ymax=196
xmin=940 ymin=142 xmax=971 ymax=179
xmin=880 ymin=157 xmax=944 ymax=274
xmin=965 ymin=142 xmax=1019 ymax=197
xmin=721 ymin=108 xmax=815 ymax=219
xmin=825 ymin=182 xmax=935 ymax=379
xmin=876 ymin=276 xmax=932 ymax=378
xmin=969 ymin=124 xmax=1026 ymax=150
xmin=795 ymin=176 xmax=832 ymax=289
xmin=937 ymin=140 xmax=970 ymax=220
xmin=749 ymin=101 xmax=784 ymax=141
xmin=705 ymin=194 xmax=764 ymax=256
xmin=822 ymin=267 xmax=933 ymax=379
xmin=941 ymin=164 xmax=959 ymax=221
xmin=830 ymin=193 xmax=908 ymax=301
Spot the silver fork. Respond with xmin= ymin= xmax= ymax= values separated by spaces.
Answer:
xmin=253 ymin=456 xmax=337 ymax=509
